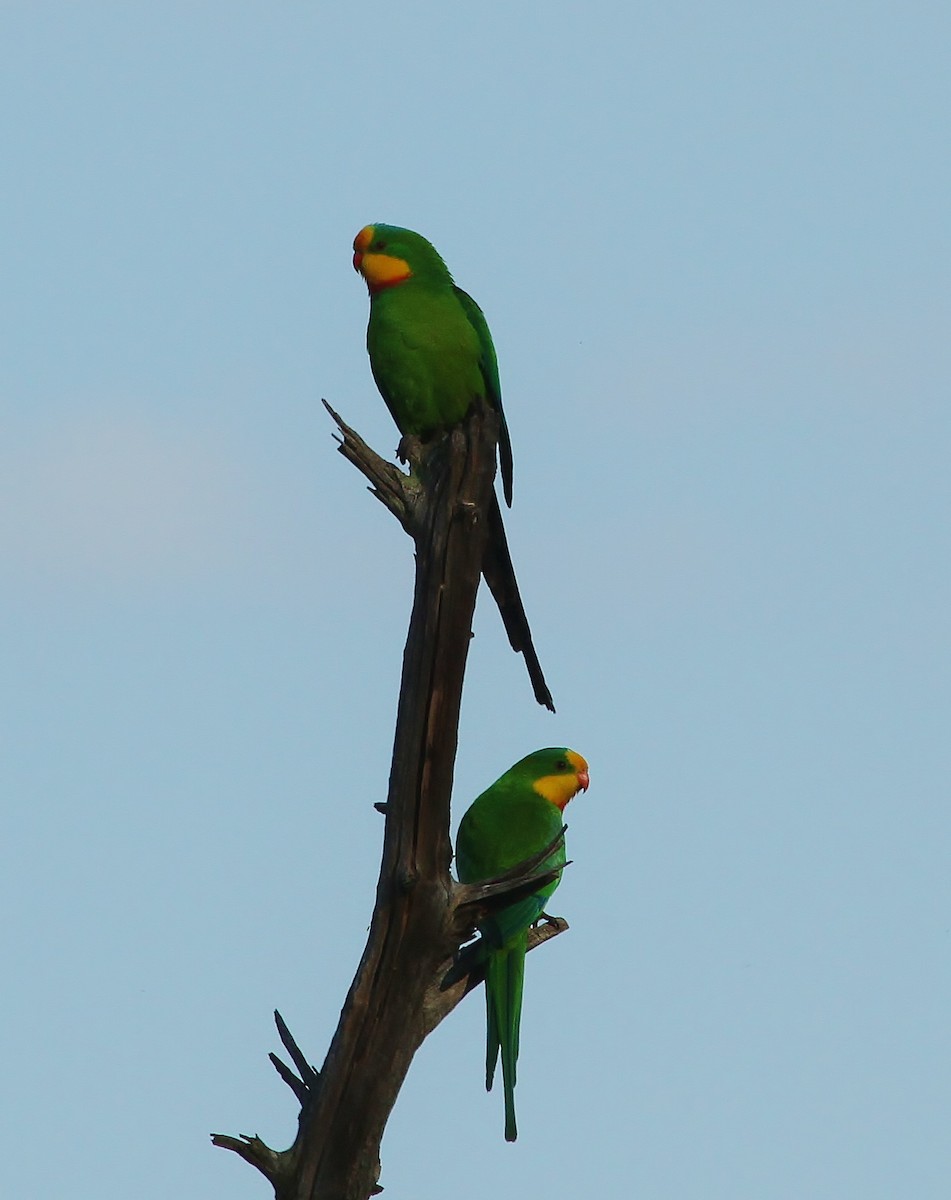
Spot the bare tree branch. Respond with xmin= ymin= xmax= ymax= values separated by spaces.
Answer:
xmin=213 ymin=402 xmax=568 ymax=1199
xmin=275 ymin=1009 xmax=320 ymax=1091
xmin=320 ymin=399 xmax=419 ymax=530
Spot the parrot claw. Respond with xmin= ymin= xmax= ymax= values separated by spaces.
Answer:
xmin=396 ymin=432 xmax=425 ymax=467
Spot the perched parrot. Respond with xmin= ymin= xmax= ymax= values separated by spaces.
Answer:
xmin=455 ymin=746 xmax=590 ymax=1141
xmin=352 ymin=223 xmax=554 ymax=712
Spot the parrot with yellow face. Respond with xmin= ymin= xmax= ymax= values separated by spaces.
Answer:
xmin=455 ymin=747 xmax=590 ymax=1140
xmin=352 ymin=223 xmax=554 ymax=711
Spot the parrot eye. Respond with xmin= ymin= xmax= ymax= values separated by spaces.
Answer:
xmin=556 ymin=759 xmax=568 ymax=771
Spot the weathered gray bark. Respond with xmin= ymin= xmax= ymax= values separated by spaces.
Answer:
xmin=212 ymin=403 xmax=566 ymax=1199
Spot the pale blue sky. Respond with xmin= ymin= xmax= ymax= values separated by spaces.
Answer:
xmin=2 ymin=3 xmax=949 ymax=1198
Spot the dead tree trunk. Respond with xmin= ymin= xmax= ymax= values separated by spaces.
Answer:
xmin=212 ymin=402 xmax=566 ymax=1200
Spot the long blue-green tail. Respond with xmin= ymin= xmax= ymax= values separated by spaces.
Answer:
xmin=485 ymin=936 xmax=527 ymax=1142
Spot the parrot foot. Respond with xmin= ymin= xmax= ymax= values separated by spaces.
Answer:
xmin=534 ymin=911 xmax=560 ymax=927
xmin=396 ymin=432 xmax=425 ymax=468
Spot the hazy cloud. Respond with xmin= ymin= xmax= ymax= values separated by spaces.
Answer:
xmin=0 ymin=410 xmax=257 ymax=594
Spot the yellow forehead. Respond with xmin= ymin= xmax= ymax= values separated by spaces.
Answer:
xmin=566 ymin=749 xmax=589 ymax=775
xmin=353 ymin=225 xmax=375 ymax=253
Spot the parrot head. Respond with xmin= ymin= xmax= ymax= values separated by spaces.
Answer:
xmin=519 ymin=747 xmax=590 ymax=811
xmin=352 ymin=223 xmax=452 ymax=294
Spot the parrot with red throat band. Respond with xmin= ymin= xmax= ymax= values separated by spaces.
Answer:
xmin=455 ymin=747 xmax=590 ymax=1141
xmin=352 ymin=223 xmax=554 ymax=712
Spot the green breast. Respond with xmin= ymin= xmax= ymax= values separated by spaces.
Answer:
xmin=456 ymin=789 xmax=566 ymax=884
xmin=457 ymin=788 xmax=566 ymax=948
xmin=367 ymin=282 xmax=487 ymax=436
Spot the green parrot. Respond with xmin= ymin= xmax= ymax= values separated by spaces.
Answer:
xmin=352 ymin=223 xmax=554 ymax=712
xmin=455 ymin=747 xmax=590 ymax=1141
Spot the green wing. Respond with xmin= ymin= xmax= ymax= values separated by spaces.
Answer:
xmin=454 ymin=286 xmax=514 ymax=507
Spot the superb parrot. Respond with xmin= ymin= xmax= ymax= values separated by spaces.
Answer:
xmin=352 ymin=223 xmax=554 ymax=712
xmin=455 ymin=746 xmax=590 ymax=1141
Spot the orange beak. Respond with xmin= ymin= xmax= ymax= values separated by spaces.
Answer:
xmin=565 ymin=749 xmax=590 ymax=793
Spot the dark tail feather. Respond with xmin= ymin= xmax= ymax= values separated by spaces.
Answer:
xmin=498 ymin=408 xmax=514 ymax=508
xmin=482 ymin=493 xmax=556 ymax=712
